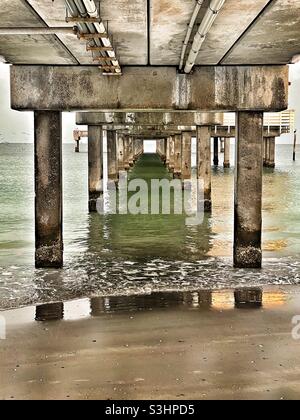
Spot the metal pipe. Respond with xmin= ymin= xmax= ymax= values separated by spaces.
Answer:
xmin=82 ymin=0 xmax=120 ymax=71
xmin=0 ymin=27 xmax=77 ymax=35
xmin=67 ymin=0 xmax=120 ymax=73
xmin=67 ymin=0 xmax=109 ymax=65
xmin=184 ymin=0 xmax=226 ymax=73
xmin=179 ymin=0 xmax=204 ymax=71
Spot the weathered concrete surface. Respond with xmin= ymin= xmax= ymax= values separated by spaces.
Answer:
xmin=27 ymin=0 xmax=147 ymax=65
xmin=196 ymin=0 xmax=271 ymax=65
xmin=268 ymin=137 xmax=276 ymax=168
xmin=150 ymin=0 xmax=195 ymax=65
xmin=117 ymin=133 xmax=125 ymax=171
xmin=168 ymin=136 xmax=175 ymax=171
xmin=181 ymin=132 xmax=192 ymax=180
xmin=1 ymin=1 xmax=300 ymax=67
xmin=0 ymin=0 xmax=77 ymax=65
xmin=213 ymin=126 xmax=282 ymax=139
xmin=223 ymin=138 xmax=230 ymax=169
xmin=10 ymin=66 xmax=289 ymax=112
xmin=197 ymin=126 xmax=211 ymax=212
xmin=34 ymin=111 xmax=63 ymax=268
xmin=88 ymin=126 xmax=103 ymax=212
xmin=76 ymin=112 xmax=224 ymax=127
xmin=173 ymin=134 xmax=182 ymax=178
xmin=107 ymin=130 xmax=118 ymax=183
xmin=234 ymin=112 xmax=263 ymax=269
xmin=222 ymin=0 xmax=300 ymax=65
xmin=1 ymin=287 xmax=300 ymax=400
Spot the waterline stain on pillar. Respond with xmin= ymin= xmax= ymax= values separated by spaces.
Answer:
xmin=34 ymin=111 xmax=63 ymax=268
xmin=234 ymin=111 xmax=263 ymax=269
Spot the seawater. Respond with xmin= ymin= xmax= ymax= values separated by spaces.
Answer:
xmin=0 ymin=143 xmax=300 ymax=310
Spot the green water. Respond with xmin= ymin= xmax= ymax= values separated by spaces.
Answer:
xmin=0 ymin=143 xmax=300 ymax=309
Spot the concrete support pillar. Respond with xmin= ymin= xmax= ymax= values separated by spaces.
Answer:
xmin=34 ymin=111 xmax=63 ymax=268
xmin=234 ymin=111 xmax=263 ymax=268
xmin=268 ymin=137 xmax=275 ymax=168
xmin=213 ymin=137 xmax=219 ymax=166
xmin=107 ymin=130 xmax=118 ymax=183
xmin=128 ymin=136 xmax=134 ymax=167
xmin=117 ymin=133 xmax=125 ymax=171
xmin=75 ymin=139 xmax=80 ymax=153
xmin=197 ymin=126 xmax=212 ymax=212
xmin=88 ymin=126 xmax=103 ymax=212
xmin=220 ymin=138 xmax=225 ymax=153
xmin=160 ymin=139 xmax=167 ymax=161
xmin=265 ymin=138 xmax=270 ymax=167
xmin=223 ymin=138 xmax=230 ymax=168
xmin=166 ymin=137 xmax=170 ymax=167
xmin=156 ymin=139 xmax=162 ymax=156
xmin=139 ymin=139 xmax=144 ymax=156
xmin=263 ymin=138 xmax=267 ymax=167
xmin=181 ymin=132 xmax=192 ymax=180
xmin=133 ymin=139 xmax=140 ymax=161
xmin=123 ymin=136 xmax=130 ymax=170
xmin=174 ymin=134 xmax=182 ymax=178
xmin=169 ymin=135 xmax=175 ymax=172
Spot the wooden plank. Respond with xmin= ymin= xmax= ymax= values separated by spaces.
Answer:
xmin=87 ymin=46 xmax=114 ymax=52
xmin=79 ymin=33 xmax=108 ymax=40
xmin=93 ymin=57 xmax=115 ymax=63
xmin=66 ymin=17 xmax=101 ymax=23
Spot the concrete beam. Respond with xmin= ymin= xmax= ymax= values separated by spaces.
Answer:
xmin=213 ymin=126 xmax=282 ymax=138
xmin=76 ymin=112 xmax=223 ymax=126
xmin=11 ymin=66 xmax=288 ymax=112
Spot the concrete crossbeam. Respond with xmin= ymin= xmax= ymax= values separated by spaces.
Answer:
xmin=76 ymin=112 xmax=223 ymax=126
xmin=11 ymin=66 xmax=288 ymax=112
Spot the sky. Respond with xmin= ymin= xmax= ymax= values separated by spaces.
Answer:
xmin=1 ymin=62 xmax=300 ymax=144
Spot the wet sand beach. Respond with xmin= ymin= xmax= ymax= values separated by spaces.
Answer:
xmin=1 ymin=286 xmax=300 ymax=400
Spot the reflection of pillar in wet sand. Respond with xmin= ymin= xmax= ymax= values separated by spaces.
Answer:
xmin=35 ymin=302 xmax=64 ymax=321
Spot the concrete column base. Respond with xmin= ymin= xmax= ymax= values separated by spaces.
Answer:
xmin=234 ymin=111 xmax=263 ymax=269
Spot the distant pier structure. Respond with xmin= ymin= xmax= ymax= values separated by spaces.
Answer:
xmin=73 ymin=129 xmax=87 ymax=153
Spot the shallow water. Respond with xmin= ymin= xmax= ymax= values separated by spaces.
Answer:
xmin=0 ymin=143 xmax=300 ymax=310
